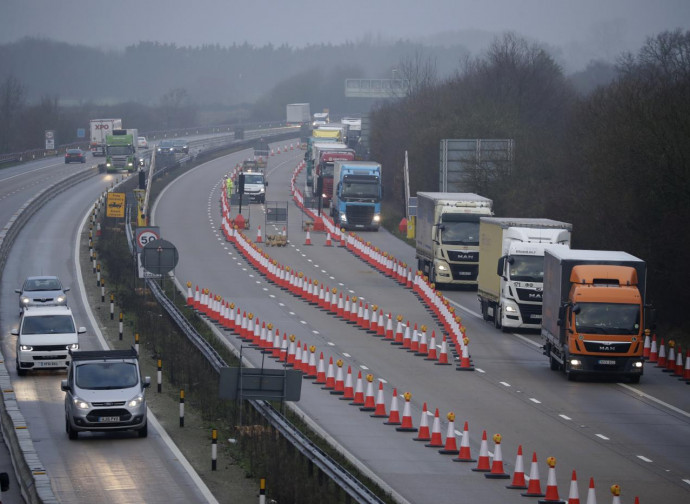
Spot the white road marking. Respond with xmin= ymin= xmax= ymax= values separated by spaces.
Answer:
xmin=617 ymin=383 xmax=690 ymax=418
xmin=637 ymin=455 xmax=652 ymax=462
xmin=559 ymin=414 xmax=572 ymax=421
xmin=500 ymin=382 xmax=511 ymax=387
xmin=529 ymin=398 xmax=541 ymax=404
xmin=595 ymin=434 xmax=610 ymax=440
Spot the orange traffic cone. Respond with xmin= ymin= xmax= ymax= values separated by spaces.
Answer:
xmin=426 ymin=331 xmax=438 ymax=361
xmin=453 ymin=421 xmax=476 ymax=462
xmin=648 ymin=334 xmax=658 ymax=362
xmin=304 ymin=229 xmax=312 ymax=246
xmin=384 ymin=313 xmax=394 ymax=340
xmin=392 ymin=319 xmax=405 ymax=345
xmin=439 ymin=412 xmax=459 ymax=455
xmin=330 ymin=359 xmax=345 ymax=395
xmin=539 ymin=456 xmax=565 ymax=503
xmin=522 ymin=452 xmax=546 ymax=497
xmin=435 ymin=335 xmax=451 ymax=365
xmin=256 ymin=225 xmax=262 ymax=243
xmin=484 ymin=433 xmax=510 ymax=479
xmin=424 ymin=408 xmax=444 ymax=448
xmin=395 ymin=392 xmax=416 ymax=432
xmin=413 ymin=403 xmax=431 ymax=441
xmin=566 ymin=470 xmax=580 ymax=504
xmin=325 ymin=233 xmax=332 ymax=246
xmin=370 ymin=381 xmax=388 ymax=418
xmin=656 ymin=338 xmax=667 ymax=367
xmin=340 ymin=366 xmax=354 ymax=399
xmin=457 ymin=340 xmax=474 ymax=371
xmin=506 ymin=445 xmax=528 ymax=489
xmin=585 ymin=478 xmax=596 ymax=504
xmin=349 ymin=371 xmax=365 ymax=406
xmin=384 ymin=389 xmax=401 ymax=425
xmin=376 ymin=309 xmax=385 ymax=337
xmin=304 ymin=346 xmax=317 ymax=379
xmin=322 ymin=357 xmax=335 ymax=390
xmin=642 ymin=330 xmax=651 ymax=359
xmin=314 ymin=352 xmax=326 ymax=384
xmin=471 ymin=430 xmax=491 ymax=472
xmin=359 ymin=374 xmax=376 ymax=411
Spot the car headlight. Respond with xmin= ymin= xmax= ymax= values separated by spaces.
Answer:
xmin=259 ymin=187 xmax=265 ymax=193
xmin=19 ymin=345 xmax=33 ymax=351
xmin=56 ymin=295 xmax=66 ymax=304
xmin=20 ymin=296 xmax=30 ymax=305
xmin=128 ymin=395 xmax=144 ymax=408
xmin=373 ymin=214 xmax=381 ymax=222
xmin=66 ymin=343 xmax=79 ymax=350
xmin=72 ymin=397 xmax=90 ymax=410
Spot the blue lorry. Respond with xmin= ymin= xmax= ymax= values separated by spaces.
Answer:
xmin=331 ymin=161 xmax=382 ymax=231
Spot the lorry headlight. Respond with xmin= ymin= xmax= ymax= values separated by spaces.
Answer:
xmin=505 ymin=305 xmax=517 ymax=313
xmin=72 ymin=397 xmax=90 ymax=410
xmin=373 ymin=214 xmax=381 ymax=222
xmin=128 ymin=395 xmax=144 ymax=408
xmin=106 ymin=162 xmax=111 ymax=167
xmin=19 ymin=345 xmax=33 ymax=351
xmin=437 ymin=263 xmax=449 ymax=272
xmin=66 ymin=343 xmax=79 ymax=350
xmin=633 ymin=360 xmax=644 ymax=368
xmin=259 ymin=187 xmax=265 ymax=193
xmin=569 ymin=358 xmax=582 ymax=367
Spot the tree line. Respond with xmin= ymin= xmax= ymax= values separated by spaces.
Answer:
xmin=370 ymin=30 xmax=690 ymax=334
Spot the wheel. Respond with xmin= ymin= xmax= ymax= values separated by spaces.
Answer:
xmin=549 ymin=355 xmax=559 ymax=371
xmin=66 ymin=418 xmax=78 ymax=440
xmin=493 ymin=306 xmax=502 ymax=330
xmin=480 ymin=300 xmax=490 ymax=321
xmin=16 ymin=358 xmax=27 ymax=376
xmin=137 ymin=421 xmax=148 ymax=438
xmin=429 ymin=266 xmax=436 ymax=285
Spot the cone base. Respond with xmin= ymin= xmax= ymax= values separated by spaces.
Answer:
xmin=438 ymin=449 xmax=460 ymax=455
xmin=390 ymin=342 xmax=403 ymax=346
xmin=370 ymin=413 xmax=387 ymax=418
xmin=396 ymin=427 xmax=417 ymax=432
xmin=506 ymin=484 xmax=528 ymax=490
xmin=339 ymin=396 xmax=354 ymax=401
xmin=424 ymin=442 xmax=444 ymax=448
xmin=413 ymin=436 xmax=430 ymax=442
xmin=453 ymin=457 xmax=477 ymax=463
xmin=537 ymin=499 xmax=564 ymax=504
xmin=330 ymin=390 xmax=345 ymax=395
xmin=435 ymin=362 xmax=452 ymax=366
xmin=349 ymin=401 xmax=364 ymax=406
xmin=456 ymin=366 xmax=475 ymax=371
xmin=485 ymin=473 xmax=511 ymax=479
xmin=384 ymin=421 xmax=402 ymax=426
xmin=471 ymin=467 xmax=491 ymax=472
xmin=359 ymin=407 xmax=376 ymax=412
xmin=521 ymin=492 xmax=546 ymax=498
xmin=302 ymin=376 xmax=316 ymax=380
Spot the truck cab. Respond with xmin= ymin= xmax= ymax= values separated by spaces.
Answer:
xmin=332 ymin=161 xmax=382 ymax=230
xmin=105 ymin=129 xmax=137 ymax=172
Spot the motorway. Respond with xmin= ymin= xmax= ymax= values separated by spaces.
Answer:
xmin=1 ymin=138 xmax=689 ymax=503
xmin=153 ymin=141 xmax=690 ymax=503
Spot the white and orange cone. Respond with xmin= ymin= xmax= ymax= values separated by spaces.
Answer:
xmin=370 ymin=381 xmax=388 ymax=418
xmin=340 ymin=366 xmax=354 ymax=400
xmin=359 ymin=374 xmax=376 ymax=411
xmin=566 ymin=470 xmax=580 ymax=504
xmin=453 ymin=421 xmax=476 ymax=462
xmin=413 ymin=403 xmax=431 ymax=441
xmin=330 ymin=359 xmax=345 ymax=395
xmin=424 ymin=408 xmax=444 ymax=448
xmin=471 ymin=430 xmax=491 ymax=472
xmin=425 ymin=331 xmax=438 ymax=361
xmin=522 ymin=452 xmax=546 ymax=497
xmin=322 ymin=357 xmax=336 ymax=390
xmin=506 ymin=445 xmax=528 ymax=489
xmin=256 ymin=225 xmax=262 ymax=243
xmin=304 ymin=229 xmax=312 ymax=246
xmin=484 ymin=433 xmax=510 ymax=479
xmin=435 ymin=335 xmax=452 ymax=365
xmin=384 ymin=389 xmax=401 ymax=425
xmin=585 ymin=478 xmax=597 ymax=504
xmin=394 ymin=392 xmax=416 ymax=432
xmin=538 ymin=456 xmax=565 ymax=503
xmin=349 ymin=371 xmax=365 ymax=406
xmin=304 ymin=346 xmax=317 ymax=379
xmin=438 ymin=412 xmax=459 ymax=455
xmin=314 ymin=352 xmax=326 ymax=384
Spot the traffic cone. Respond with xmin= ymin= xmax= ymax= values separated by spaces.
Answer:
xmin=656 ymin=338 xmax=667 ymax=367
xmin=609 ymin=485 xmax=622 ymax=504
xmin=186 ymin=282 xmax=193 ymax=306
xmin=370 ymin=381 xmax=388 ymax=418
xmin=435 ymin=335 xmax=451 ymax=365
xmin=538 ymin=456 xmax=565 ymax=503
xmin=271 ymin=329 xmax=281 ymax=358
xmin=683 ymin=349 xmax=690 ymax=382
xmin=439 ymin=412 xmax=459 ymax=455
xmin=304 ymin=346 xmax=317 ymax=379
xmin=304 ymin=229 xmax=312 ymax=246
xmin=343 ymin=296 xmax=351 ymax=322
xmin=471 ymin=431 xmax=491 ymax=472
xmin=384 ymin=313 xmax=394 ymax=340
xmin=453 ymin=421 xmax=476 ymax=462
xmin=395 ymin=392 xmax=416 ymax=432
xmin=642 ymin=330 xmax=651 ymax=359
xmin=424 ymin=409 xmax=444 ymax=448
xmin=484 ymin=434 xmax=510 ymax=478
xmin=401 ymin=322 xmax=412 ymax=349
xmin=521 ymin=452 xmax=546 ymax=497
xmin=322 ymin=357 xmax=335 ymax=390
xmin=506 ymin=445 xmax=528 ymax=488
xmin=256 ymin=225 xmax=262 ymax=243
xmin=314 ymin=352 xmax=326 ymax=384
xmin=409 ymin=324 xmax=421 ymax=353
xmin=330 ymin=359 xmax=345 ymax=395
xmin=360 ymin=374 xmax=376 ymax=411
xmin=416 ymin=327 xmax=428 ymax=356
xmin=457 ymin=340 xmax=474 ymax=371
xmin=325 ymin=233 xmax=332 ymax=246
xmin=340 ymin=366 xmax=354 ymax=400
xmin=391 ymin=318 xmax=404 ymax=345
xmin=279 ymin=333 xmax=288 ymax=362
xmin=376 ymin=309 xmax=385 ymax=336
xmin=350 ymin=371 xmax=365 ymax=406
xmin=384 ymin=389 xmax=401 ymax=425
xmin=567 ymin=470 xmax=580 ymax=504
xmin=293 ymin=340 xmax=303 ymax=371
xmin=426 ymin=331 xmax=438 ymax=361
xmin=674 ymin=345 xmax=684 ymax=377
xmin=664 ymin=342 xmax=676 ymax=372
xmin=585 ymin=478 xmax=597 ymax=504
xmin=648 ymin=334 xmax=658 ymax=362
xmin=286 ymin=335 xmax=296 ymax=366
xmin=413 ymin=403 xmax=431 ymax=440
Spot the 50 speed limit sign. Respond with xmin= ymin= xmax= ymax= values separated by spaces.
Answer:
xmin=136 ymin=227 xmax=160 ymax=252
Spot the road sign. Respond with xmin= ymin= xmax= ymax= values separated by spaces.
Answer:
xmin=141 ymin=239 xmax=179 ymax=275
xmin=136 ymin=227 xmax=160 ymax=253
xmin=77 ymin=128 xmax=85 ymax=138
xmin=106 ymin=192 xmax=125 ymax=218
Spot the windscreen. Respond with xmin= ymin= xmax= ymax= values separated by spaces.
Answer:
xmin=76 ymin=362 xmax=139 ymax=389
xmin=244 ymin=174 xmax=264 ymax=184
xmin=508 ymin=255 xmax=545 ymax=282
xmin=575 ymin=303 xmax=640 ymax=335
xmin=25 ymin=279 xmax=61 ymax=291
xmin=439 ymin=213 xmax=480 ymax=245
xmin=108 ymin=145 xmax=132 ymax=155
xmin=22 ymin=315 xmax=75 ymax=335
xmin=341 ymin=178 xmax=379 ymax=199
xmin=321 ymin=162 xmax=334 ymax=177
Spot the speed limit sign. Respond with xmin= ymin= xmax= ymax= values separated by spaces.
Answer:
xmin=136 ymin=227 xmax=160 ymax=252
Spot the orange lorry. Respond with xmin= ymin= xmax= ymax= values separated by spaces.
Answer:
xmin=541 ymin=248 xmax=652 ymax=383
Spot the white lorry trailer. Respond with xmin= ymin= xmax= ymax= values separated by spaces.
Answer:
xmin=415 ymin=192 xmax=493 ymax=287
xmin=89 ymin=118 xmax=122 ymax=156
xmin=477 ymin=217 xmax=572 ymax=330
xmin=287 ymin=103 xmax=311 ymax=124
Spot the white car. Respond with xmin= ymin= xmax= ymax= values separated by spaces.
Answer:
xmin=137 ymin=136 xmax=148 ymax=149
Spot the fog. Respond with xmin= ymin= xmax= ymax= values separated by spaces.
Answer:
xmin=3 ymin=0 xmax=690 ymax=70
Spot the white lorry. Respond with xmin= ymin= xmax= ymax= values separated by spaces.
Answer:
xmin=89 ymin=118 xmax=122 ymax=156
xmin=415 ymin=193 xmax=493 ymax=287
xmin=476 ymin=217 xmax=572 ymax=331
xmin=286 ymin=103 xmax=311 ymax=124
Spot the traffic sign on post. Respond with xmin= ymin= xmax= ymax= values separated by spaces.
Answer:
xmin=135 ymin=227 xmax=160 ymax=253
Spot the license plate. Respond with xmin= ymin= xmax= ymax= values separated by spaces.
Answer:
xmin=598 ymin=359 xmax=616 ymax=365
xmin=39 ymin=361 xmax=59 ymax=367
xmin=98 ymin=416 xmax=120 ymax=423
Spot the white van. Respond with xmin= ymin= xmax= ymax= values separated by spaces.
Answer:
xmin=12 ymin=306 xmax=85 ymax=376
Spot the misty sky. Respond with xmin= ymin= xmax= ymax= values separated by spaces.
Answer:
xmin=3 ymin=0 xmax=690 ymax=56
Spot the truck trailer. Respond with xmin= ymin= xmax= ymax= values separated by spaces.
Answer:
xmin=286 ymin=103 xmax=311 ymax=124
xmin=541 ymin=248 xmax=650 ymax=382
xmin=311 ymin=142 xmax=354 ymax=207
xmin=90 ymin=118 xmax=122 ymax=156
xmin=415 ymin=193 xmax=493 ymax=287
xmin=332 ymin=161 xmax=382 ymax=230
xmin=477 ymin=217 xmax=572 ymax=331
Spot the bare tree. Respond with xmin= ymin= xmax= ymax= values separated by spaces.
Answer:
xmin=396 ymin=49 xmax=438 ymax=97
xmin=0 ymin=75 xmax=26 ymax=153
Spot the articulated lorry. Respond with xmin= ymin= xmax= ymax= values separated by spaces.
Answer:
xmin=304 ymin=129 xmax=341 ymax=187
xmin=332 ymin=161 xmax=382 ymax=230
xmin=90 ymin=118 xmax=122 ymax=156
xmin=105 ymin=129 xmax=137 ymax=173
xmin=415 ymin=193 xmax=493 ymax=287
xmin=286 ymin=103 xmax=311 ymax=124
xmin=541 ymin=248 xmax=650 ymax=382
xmin=311 ymin=142 xmax=354 ymax=207
xmin=477 ymin=217 xmax=572 ymax=331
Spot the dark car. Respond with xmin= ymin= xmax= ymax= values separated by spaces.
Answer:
xmin=156 ymin=140 xmax=176 ymax=156
xmin=172 ymin=139 xmax=189 ymax=154
xmin=65 ymin=148 xmax=86 ymax=164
